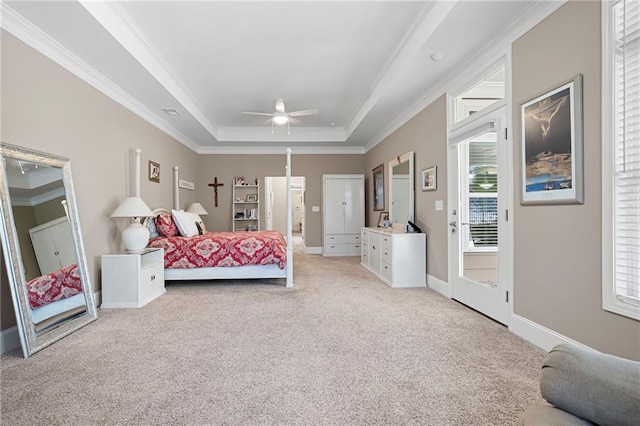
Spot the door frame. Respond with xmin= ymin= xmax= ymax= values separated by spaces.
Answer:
xmin=446 ymin=57 xmax=514 ymax=326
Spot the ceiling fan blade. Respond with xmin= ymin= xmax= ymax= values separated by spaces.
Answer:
xmin=242 ymin=111 xmax=273 ymax=117
xmin=289 ymin=108 xmax=319 ymax=117
xmin=288 ymin=117 xmax=302 ymax=124
xmin=274 ymin=99 xmax=285 ymax=113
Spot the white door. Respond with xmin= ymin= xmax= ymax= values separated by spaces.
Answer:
xmin=324 ymin=178 xmax=345 ymax=234
xmin=343 ymin=177 xmax=364 ymax=234
xmin=448 ymin=107 xmax=510 ymax=325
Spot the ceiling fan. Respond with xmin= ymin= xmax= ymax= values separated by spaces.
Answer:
xmin=242 ymin=99 xmax=319 ymax=133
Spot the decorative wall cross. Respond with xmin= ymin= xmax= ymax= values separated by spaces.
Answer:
xmin=208 ymin=177 xmax=224 ymax=207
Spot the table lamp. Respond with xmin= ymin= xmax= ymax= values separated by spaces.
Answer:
xmin=110 ymin=196 xmax=154 ymax=251
xmin=186 ymin=202 xmax=208 ymax=215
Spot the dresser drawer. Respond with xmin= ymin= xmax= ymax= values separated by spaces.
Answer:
xmin=381 ymin=261 xmax=392 ymax=280
xmin=361 ymin=229 xmax=369 ymax=242
xmin=324 ymin=243 xmax=361 ymax=255
xmin=381 ymin=234 xmax=392 ymax=249
xmin=361 ymin=251 xmax=368 ymax=264
xmin=140 ymin=263 xmax=164 ymax=298
xmin=325 ymin=234 xmax=361 ymax=244
xmin=381 ymin=248 xmax=392 ymax=264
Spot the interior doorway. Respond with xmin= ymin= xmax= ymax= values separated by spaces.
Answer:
xmin=264 ymin=176 xmax=305 ymax=244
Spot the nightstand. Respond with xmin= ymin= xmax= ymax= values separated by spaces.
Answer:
xmin=101 ymin=248 xmax=165 ymax=308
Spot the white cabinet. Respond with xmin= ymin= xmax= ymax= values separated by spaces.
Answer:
xmin=232 ymin=178 xmax=260 ymax=231
xmin=101 ymin=248 xmax=165 ymax=308
xmin=360 ymin=227 xmax=426 ymax=288
xmin=29 ymin=216 xmax=76 ymax=275
xmin=323 ymin=174 xmax=364 ymax=256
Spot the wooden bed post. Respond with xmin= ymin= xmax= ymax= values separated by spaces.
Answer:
xmin=286 ymin=148 xmax=294 ymax=288
xmin=173 ymin=166 xmax=179 ymax=210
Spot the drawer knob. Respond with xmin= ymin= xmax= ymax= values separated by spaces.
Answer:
xmin=151 ymin=274 xmax=155 ymax=280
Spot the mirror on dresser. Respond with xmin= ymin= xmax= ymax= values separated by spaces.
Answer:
xmin=0 ymin=143 xmax=97 ymax=357
xmin=388 ymin=151 xmax=415 ymax=226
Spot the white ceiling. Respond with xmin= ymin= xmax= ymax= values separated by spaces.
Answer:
xmin=2 ymin=1 xmax=560 ymax=154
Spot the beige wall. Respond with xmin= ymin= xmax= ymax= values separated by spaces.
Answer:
xmin=365 ymin=95 xmax=448 ymax=281
xmin=195 ymin=154 xmax=365 ymax=248
xmin=2 ymin=2 xmax=637 ymax=360
xmin=512 ymin=1 xmax=638 ymax=360
xmin=1 ymin=31 xmax=198 ymax=330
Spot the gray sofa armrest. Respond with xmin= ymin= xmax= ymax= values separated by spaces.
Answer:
xmin=515 ymin=405 xmax=595 ymax=426
xmin=540 ymin=343 xmax=640 ymax=426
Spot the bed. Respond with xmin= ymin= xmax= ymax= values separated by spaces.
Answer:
xmin=26 ymin=263 xmax=87 ymax=326
xmin=144 ymin=148 xmax=294 ymax=287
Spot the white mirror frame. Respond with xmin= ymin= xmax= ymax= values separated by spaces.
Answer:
xmin=0 ymin=143 xmax=97 ymax=357
xmin=388 ymin=151 xmax=415 ymax=226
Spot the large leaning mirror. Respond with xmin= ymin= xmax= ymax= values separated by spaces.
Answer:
xmin=0 ymin=143 xmax=97 ymax=357
xmin=389 ymin=151 xmax=415 ymax=226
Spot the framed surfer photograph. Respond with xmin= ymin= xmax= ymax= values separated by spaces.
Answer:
xmin=520 ymin=74 xmax=583 ymax=205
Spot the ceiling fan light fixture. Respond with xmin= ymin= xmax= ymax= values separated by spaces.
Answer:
xmin=273 ymin=114 xmax=288 ymax=125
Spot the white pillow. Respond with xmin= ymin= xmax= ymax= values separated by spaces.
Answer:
xmin=171 ymin=209 xmax=199 ymax=237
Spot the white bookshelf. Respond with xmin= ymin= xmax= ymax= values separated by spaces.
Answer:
xmin=232 ymin=178 xmax=260 ymax=231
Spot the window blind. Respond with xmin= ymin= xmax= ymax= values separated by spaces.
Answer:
xmin=468 ymin=140 xmax=498 ymax=248
xmin=613 ymin=0 xmax=640 ymax=302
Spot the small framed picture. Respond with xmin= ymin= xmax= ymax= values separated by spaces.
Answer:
xmin=421 ymin=166 xmax=436 ymax=191
xmin=246 ymin=194 xmax=258 ymax=202
xmin=235 ymin=176 xmax=245 ymax=185
xmin=377 ymin=211 xmax=389 ymax=227
xmin=149 ymin=161 xmax=160 ymax=183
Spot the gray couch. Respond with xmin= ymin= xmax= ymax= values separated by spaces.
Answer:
xmin=517 ymin=343 xmax=640 ymax=426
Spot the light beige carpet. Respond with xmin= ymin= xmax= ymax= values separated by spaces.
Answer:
xmin=1 ymin=245 xmax=545 ymax=425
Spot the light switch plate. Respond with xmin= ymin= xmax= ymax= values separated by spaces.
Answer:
xmin=435 ymin=200 xmax=444 ymax=211
xmin=312 ymin=206 xmax=320 ymax=212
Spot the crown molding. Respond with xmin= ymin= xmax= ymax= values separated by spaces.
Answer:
xmin=78 ymin=1 xmax=219 ymax=140
xmin=0 ymin=3 xmax=201 ymax=154
xmin=364 ymin=0 xmax=567 ymax=153
xmin=216 ymin=126 xmax=346 ymax=143
xmin=345 ymin=0 xmax=455 ymax=139
xmin=197 ymin=145 xmax=365 ymax=155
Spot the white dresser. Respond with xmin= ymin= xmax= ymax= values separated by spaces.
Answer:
xmin=360 ymin=227 xmax=426 ymax=288
xmin=323 ymin=174 xmax=365 ymax=256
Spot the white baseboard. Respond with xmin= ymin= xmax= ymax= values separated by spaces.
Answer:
xmin=427 ymin=274 xmax=451 ymax=298
xmin=305 ymin=246 xmax=322 ymax=254
xmin=1 ymin=326 xmax=20 ymax=354
xmin=510 ymin=313 xmax=593 ymax=353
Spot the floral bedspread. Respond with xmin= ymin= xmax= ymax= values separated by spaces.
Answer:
xmin=27 ymin=263 xmax=82 ymax=309
xmin=149 ymin=230 xmax=287 ymax=270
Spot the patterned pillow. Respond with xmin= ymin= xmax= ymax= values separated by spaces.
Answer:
xmin=155 ymin=212 xmax=178 ymax=237
xmin=146 ymin=216 xmax=160 ymax=239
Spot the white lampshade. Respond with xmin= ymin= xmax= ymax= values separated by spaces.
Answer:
xmin=187 ymin=202 xmax=208 ymax=215
xmin=110 ymin=197 xmax=153 ymax=219
xmin=110 ymin=197 xmax=153 ymax=252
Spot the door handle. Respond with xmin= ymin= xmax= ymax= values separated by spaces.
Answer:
xmin=449 ymin=221 xmax=457 ymax=227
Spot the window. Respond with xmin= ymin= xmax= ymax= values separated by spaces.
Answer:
xmin=462 ymin=137 xmax=498 ymax=251
xmin=454 ymin=66 xmax=505 ymax=123
xmin=602 ymin=0 xmax=640 ymax=320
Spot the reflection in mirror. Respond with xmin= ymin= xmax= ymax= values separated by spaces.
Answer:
xmin=0 ymin=143 xmax=97 ymax=357
xmin=389 ymin=151 xmax=415 ymax=226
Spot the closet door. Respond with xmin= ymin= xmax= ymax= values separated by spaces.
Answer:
xmin=49 ymin=219 xmax=76 ymax=268
xmin=343 ymin=177 xmax=364 ymax=234
xmin=324 ymin=178 xmax=345 ymax=234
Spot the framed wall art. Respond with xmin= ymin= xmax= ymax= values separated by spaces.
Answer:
xmin=520 ymin=74 xmax=583 ymax=205
xmin=421 ymin=166 xmax=437 ymax=191
xmin=372 ymin=164 xmax=385 ymax=211
xmin=148 ymin=160 xmax=160 ymax=183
